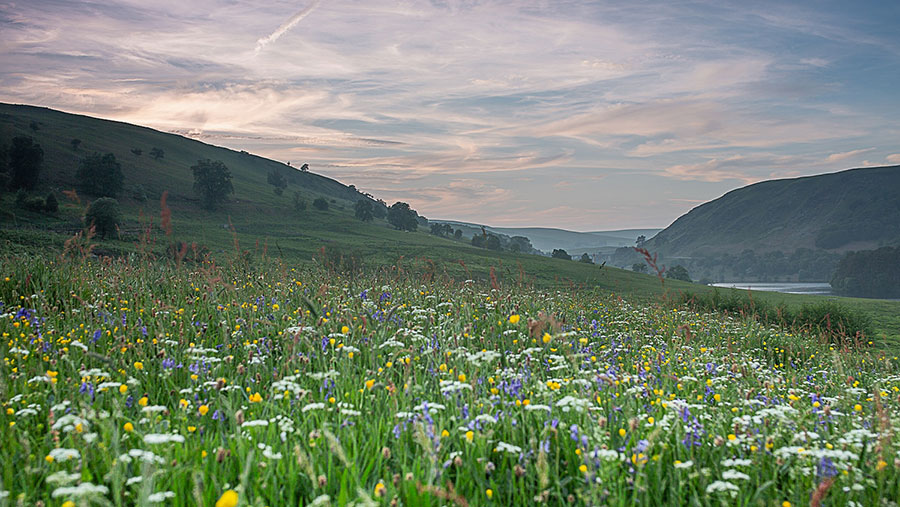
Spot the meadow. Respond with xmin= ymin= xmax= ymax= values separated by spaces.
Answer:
xmin=1 ymin=254 xmax=898 ymax=506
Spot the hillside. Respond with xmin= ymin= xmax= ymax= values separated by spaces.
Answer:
xmin=646 ymin=165 xmax=900 ymax=256
xmin=0 ymin=104 xmax=897 ymax=345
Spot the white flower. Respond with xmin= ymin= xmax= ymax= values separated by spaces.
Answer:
xmin=705 ymin=480 xmax=739 ymax=497
xmin=51 ymin=482 xmax=109 ymax=498
xmin=302 ymin=403 xmax=326 ymax=412
xmin=722 ymin=469 xmax=750 ymax=481
xmin=148 ymin=491 xmax=176 ymax=503
xmin=142 ymin=405 xmax=168 ymax=413
xmin=46 ymin=471 xmax=80 ymax=485
xmin=674 ymin=460 xmax=693 ymax=469
xmin=524 ymin=404 xmax=552 ymax=412
xmin=126 ymin=476 xmax=143 ymax=486
xmin=49 ymin=448 xmax=80 ymax=462
xmin=143 ymin=433 xmax=185 ymax=444
xmin=242 ymin=419 xmax=269 ymax=428
xmin=495 ymin=441 xmax=522 ymax=454
xmin=721 ymin=458 xmax=752 ymax=467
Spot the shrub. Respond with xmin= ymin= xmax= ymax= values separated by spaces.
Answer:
xmin=84 ymin=197 xmax=120 ymax=239
xmin=45 ymin=192 xmax=58 ymax=213
xmin=312 ymin=197 xmax=329 ymax=211
xmin=76 ymin=153 xmax=124 ymax=197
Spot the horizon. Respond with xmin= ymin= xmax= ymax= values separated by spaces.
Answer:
xmin=2 ymin=0 xmax=899 ymax=230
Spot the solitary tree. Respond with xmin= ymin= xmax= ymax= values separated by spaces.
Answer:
xmin=191 ymin=159 xmax=233 ymax=210
xmin=312 ymin=197 xmax=329 ymax=211
xmin=387 ymin=202 xmax=418 ymax=231
xmin=8 ymin=136 xmax=43 ymax=190
xmin=635 ymin=235 xmax=646 ymax=247
xmin=354 ymin=200 xmax=374 ymax=221
xmin=84 ymin=197 xmax=120 ymax=239
xmin=149 ymin=147 xmax=165 ymax=160
xmin=579 ymin=253 xmax=594 ymax=264
xmin=632 ymin=263 xmax=648 ymax=273
xmin=293 ymin=191 xmax=307 ymax=212
xmin=71 ymin=138 xmax=82 ymax=151
xmin=666 ymin=265 xmax=691 ymax=282
xmin=454 ymin=229 xmax=463 ymax=240
xmin=267 ymin=168 xmax=287 ymax=195
xmin=551 ymin=249 xmax=571 ymax=260
xmin=76 ymin=153 xmax=124 ymax=197
xmin=484 ymin=234 xmax=502 ymax=251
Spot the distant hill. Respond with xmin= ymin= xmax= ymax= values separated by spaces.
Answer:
xmin=623 ymin=165 xmax=900 ymax=283
xmin=434 ymin=220 xmax=660 ymax=253
xmin=646 ymin=165 xmax=900 ymax=256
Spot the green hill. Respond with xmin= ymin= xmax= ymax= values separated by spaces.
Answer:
xmin=1 ymin=103 xmax=898 ymax=346
xmin=647 ymin=165 xmax=900 ymax=256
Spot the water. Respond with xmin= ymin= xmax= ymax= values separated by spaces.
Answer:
xmin=708 ymin=282 xmax=833 ymax=295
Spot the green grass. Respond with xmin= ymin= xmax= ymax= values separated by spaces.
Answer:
xmin=0 ymin=254 xmax=898 ymax=505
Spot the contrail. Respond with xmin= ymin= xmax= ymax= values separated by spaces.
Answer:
xmin=255 ymin=0 xmax=321 ymax=54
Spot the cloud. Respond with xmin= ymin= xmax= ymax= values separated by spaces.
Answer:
xmin=825 ymin=148 xmax=874 ymax=163
xmin=886 ymin=154 xmax=900 ymax=164
xmin=254 ymin=0 xmax=322 ymax=54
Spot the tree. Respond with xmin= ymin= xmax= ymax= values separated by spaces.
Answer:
xmin=454 ymin=229 xmax=463 ymax=240
xmin=667 ymin=265 xmax=691 ymax=282
xmin=191 ymin=159 xmax=233 ymax=210
xmin=312 ymin=197 xmax=329 ymax=211
xmin=300 ymin=163 xmax=309 ymax=172
xmin=373 ymin=201 xmax=387 ymax=219
xmin=579 ymin=253 xmax=594 ymax=264
xmin=632 ymin=263 xmax=648 ymax=273
xmin=551 ymin=249 xmax=571 ymax=260
xmin=267 ymin=168 xmax=287 ymax=195
xmin=484 ymin=234 xmax=502 ymax=251
xmin=635 ymin=235 xmax=646 ymax=247
xmin=84 ymin=197 xmax=120 ymax=239
xmin=387 ymin=202 xmax=418 ymax=231
xmin=149 ymin=147 xmax=165 ymax=160
xmin=71 ymin=138 xmax=81 ymax=151
xmin=45 ymin=192 xmax=59 ymax=213
xmin=471 ymin=234 xmax=485 ymax=248
xmin=76 ymin=153 xmax=124 ymax=197
xmin=354 ymin=200 xmax=374 ymax=221
xmin=8 ymin=136 xmax=43 ymax=190
xmin=509 ymin=236 xmax=533 ymax=253
xmin=293 ymin=191 xmax=307 ymax=211
xmin=430 ymin=223 xmax=453 ymax=237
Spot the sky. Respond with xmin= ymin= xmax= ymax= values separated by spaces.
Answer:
xmin=2 ymin=0 xmax=899 ymax=231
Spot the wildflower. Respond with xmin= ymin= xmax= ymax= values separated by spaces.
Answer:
xmin=134 ymin=361 xmax=144 ymax=370
xmin=374 ymin=482 xmax=386 ymax=497
xmin=119 ymin=384 xmax=128 ymax=394
xmin=215 ymin=489 xmax=239 ymax=507
xmin=139 ymin=396 xmax=148 ymax=407
xmin=854 ymin=404 xmax=862 ymax=412
xmin=509 ymin=314 xmax=520 ymax=324
xmin=486 ymin=489 xmax=493 ymax=498
xmin=198 ymin=405 xmax=209 ymax=416
xmin=466 ymin=431 xmax=474 ymax=442
xmin=249 ymin=392 xmax=263 ymax=403
xmin=619 ymin=428 xmax=627 ymax=437
xmin=542 ymin=333 xmax=551 ymax=344
xmin=124 ymin=422 xmax=134 ymax=432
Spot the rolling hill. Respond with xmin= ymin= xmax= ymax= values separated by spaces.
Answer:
xmin=1 ymin=103 xmax=898 ymax=345
xmin=645 ymin=165 xmax=900 ymax=256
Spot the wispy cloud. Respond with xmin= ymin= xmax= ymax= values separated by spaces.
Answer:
xmin=254 ymin=0 xmax=322 ymax=54
xmin=825 ymin=148 xmax=874 ymax=163
xmin=1 ymin=0 xmax=899 ymax=229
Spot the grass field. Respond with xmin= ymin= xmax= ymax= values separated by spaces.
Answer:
xmin=1 ymin=254 xmax=898 ymax=505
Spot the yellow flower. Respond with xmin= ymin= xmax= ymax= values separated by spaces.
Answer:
xmin=542 ymin=333 xmax=551 ymax=344
xmin=713 ymin=393 xmax=721 ymax=402
xmin=647 ymin=417 xmax=654 ymax=425
xmin=45 ymin=454 xmax=54 ymax=463
xmin=441 ymin=429 xmax=450 ymax=438
xmin=139 ymin=396 xmax=148 ymax=407
xmin=579 ymin=464 xmax=588 ymax=473
xmin=522 ymin=399 xmax=531 ymax=406
xmin=465 ymin=431 xmax=474 ymax=442
xmin=341 ymin=325 xmax=350 ymax=334
xmin=249 ymin=392 xmax=263 ymax=403
xmin=782 ymin=502 xmax=791 ymax=507
xmin=854 ymin=404 xmax=863 ymax=412
xmin=509 ymin=315 xmax=520 ymax=324
xmin=134 ymin=361 xmax=144 ymax=370
xmin=374 ymin=482 xmax=386 ymax=497
xmin=62 ymin=502 xmax=75 ymax=507
xmin=119 ymin=384 xmax=128 ymax=394
xmin=215 ymin=489 xmax=239 ymax=507
xmin=365 ymin=379 xmax=376 ymax=390
xmin=486 ymin=488 xmax=493 ymax=499
xmin=5 ymin=408 xmax=12 ymax=415
xmin=619 ymin=428 xmax=627 ymax=437
xmin=199 ymin=405 xmax=209 ymax=416
xmin=123 ymin=422 xmax=134 ymax=432
xmin=188 ymin=426 xmax=197 ymax=433
xmin=727 ymin=434 xmax=736 ymax=441
xmin=458 ymin=374 xmax=467 ymax=382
